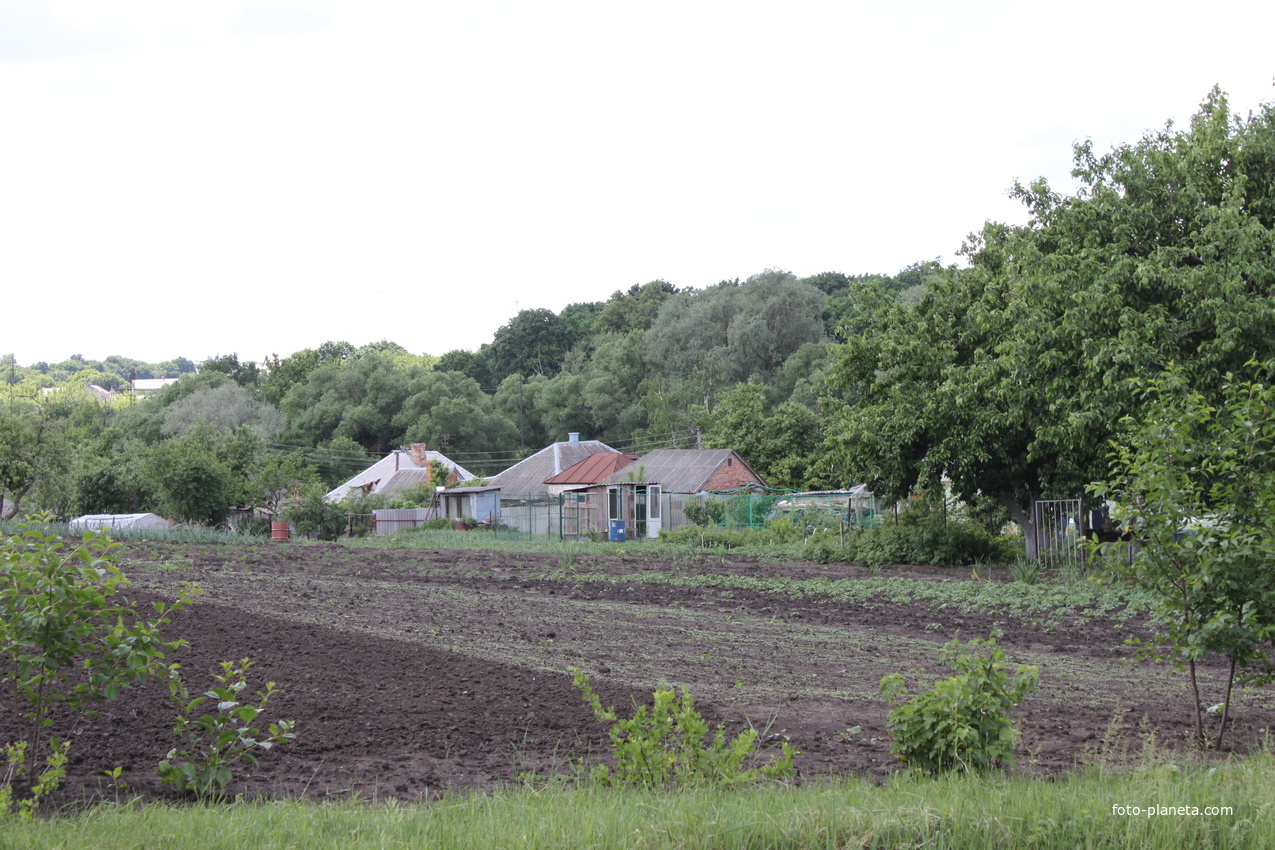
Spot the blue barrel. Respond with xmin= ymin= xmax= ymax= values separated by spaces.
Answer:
xmin=608 ymin=520 xmax=627 ymax=542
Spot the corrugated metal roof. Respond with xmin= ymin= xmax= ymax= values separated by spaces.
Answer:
xmin=601 ymin=449 xmax=766 ymax=493
xmin=544 ymin=452 xmax=639 ymax=485
xmin=324 ymin=449 xmax=475 ymax=503
xmin=488 ymin=439 xmax=619 ymax=495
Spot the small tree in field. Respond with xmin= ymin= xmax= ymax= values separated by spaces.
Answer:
xmin=1092 ymin=361 xmax=1275 ymax=747
xmin=1 ymin=521 xmax=198 ymax=813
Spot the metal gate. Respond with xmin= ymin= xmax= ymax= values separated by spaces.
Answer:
xmin=1033 ymin=498 xmax=1084 ymax=569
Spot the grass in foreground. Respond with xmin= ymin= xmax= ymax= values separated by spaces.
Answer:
xmin=6 ymin=755 xmax=1273 ymax=849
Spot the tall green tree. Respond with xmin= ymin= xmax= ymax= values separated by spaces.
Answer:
xmin=144 ymin=423 xmax=236 ymax=525
xmin=825 ymin=89 xmax=1275 ymax=553
xmin=68 ymin=430 xmax=151 ymax=516
xmin=161 ymin=383 xmax=285 ymax=441
xmin=259 ymin=341 xmax=355 ymax=406
xmin=395 ymin=371 xmax=517 ymax=455
xmin=647 ymin=271 xmax=825 ymax=389
xmin=198 ymin=353 xmax=262 ymax=390
xmin=703 ymin=382 xmax=823 ymax=489
xmin=494 ymin=373 xmax=550 ymax=449
xmin=279 ymin=352 xmax=415 ymax=453
xmin=0 ymin=392 xmax=80 ymax=520
xmin=594 ymin=281 xmax=678 ymax=334
xmin=488 ymin=308 xmax=575 ymax=378
xmin=581 ymin=331 xmax=652 ymax=442
xmin=113 ymin=371 xmax=234 ymax=445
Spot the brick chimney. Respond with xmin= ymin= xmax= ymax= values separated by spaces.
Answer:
xmin=410 ymin=443 xmax=429 ymax=467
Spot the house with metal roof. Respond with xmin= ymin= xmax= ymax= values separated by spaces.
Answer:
xmin=324 ymin=443 xmax=475 ymax=504
xmin=440 ymin=433 xmax=619 ymax=535
xmin=485 ymin=433 xmax=620 ymax=495
xmin=601 ymin=449 xmax=767 ymax=495
xmin=543 ymin=451 xmax=640 ymax=496
xmin=559 ymin=448 xmax=769 ymax=540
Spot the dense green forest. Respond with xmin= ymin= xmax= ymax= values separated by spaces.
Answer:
xmin=3 ymin=89 xmax=1274 ymax=541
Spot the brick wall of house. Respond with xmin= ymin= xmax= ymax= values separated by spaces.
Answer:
xmin=702 ymin=455 xmax=763 ymax=491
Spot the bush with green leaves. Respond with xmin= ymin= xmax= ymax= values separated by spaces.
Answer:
xmin=283 ymin=484 xmax=349 ymax=540
xmin=879 ymin=632 xmax=1038 ymax=773
xmin=570 ymin=668 xmax=796 ymax=788
xmin=1093 ymin=361 xmax=1275 ymax=747
xmin=660 ymin=521 xmax=805 ymax=549
xmin=802 ymin=520 xmax=1017 ymax=568
xmin=682 ymin=500 xmax=726 ymax=527
xmin=158 ymin=658 xmax=296 ymax=799
xmin=0 ymin=520 xmax=197 ymax=813
xmin=0 ymin=740 xmax=68 ymax=822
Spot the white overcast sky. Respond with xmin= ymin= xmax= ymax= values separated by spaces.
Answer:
xmin=2 ymin=0 xmax=1272 ymax=367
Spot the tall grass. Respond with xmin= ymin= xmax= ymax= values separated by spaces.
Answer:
xmin=6 ymin=755 xmax=1273 ymax=849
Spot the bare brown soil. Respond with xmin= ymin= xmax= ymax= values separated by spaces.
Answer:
xmin=5 ymin=540 xmax=1273 ymax=808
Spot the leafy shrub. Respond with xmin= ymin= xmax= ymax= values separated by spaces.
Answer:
xmin=158 ymin=659 xmax=296 ymax=799
xmin=800 ymin=537 xmax=846 ymax=564
xmin=683 ymin=500 xmax=726 ymax=527
xmin=0 ymin=520 xmax=197 ymax=813
xmin=661 ymin=522 xmax=805 ymax=549
xmin=570 ymin=668 xmax=796 ymax=788
xmin=801 ymin=520 xmax=1017 ymax=567
xmin=0 ymin=740 xmax=68 ymax=822
xmin=283 ymin=485 xmax=348 ymax=540
xmin=879 ymin=632 xmax=1038 ymax=773
xmin=385 ymin=480 xmax=440 ymax=510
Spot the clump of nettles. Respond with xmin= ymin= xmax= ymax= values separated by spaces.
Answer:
xmin=570 ymin=668 xmax=797 ymax=788
xmin=879 ymin=631 xmax=1038 ymax=773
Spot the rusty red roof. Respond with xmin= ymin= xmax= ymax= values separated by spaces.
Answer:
xmin=544 ymin=452 xmax=640 ymax=485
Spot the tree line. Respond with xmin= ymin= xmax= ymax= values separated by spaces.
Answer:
xmin=1 ymin=262 xmax=938 ymax=525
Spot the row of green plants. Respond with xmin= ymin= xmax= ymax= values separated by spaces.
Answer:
xmin=542 ymin=566 xmax=1154 ymax=625
xmin=0 ymin=522 xmax=299 ymax=818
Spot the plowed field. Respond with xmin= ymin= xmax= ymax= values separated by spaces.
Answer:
xmin=5 ymin=540 xmax=1273 ymax=807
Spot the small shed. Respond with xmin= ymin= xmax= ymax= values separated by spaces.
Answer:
xmin=439 ymin=486 xmax=502 ymax=526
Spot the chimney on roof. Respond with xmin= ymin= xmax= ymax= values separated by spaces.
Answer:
xmin=568 ymin=432 xmax=580 ymax=443
xmin=410 ymin=443 xmax=429 ymax=467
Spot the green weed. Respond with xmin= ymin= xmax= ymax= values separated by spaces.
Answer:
xmin=569 ymin=668 xmax=796 ymax=788
xmin=880 ymin=631 xmax=1038 ymax=773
